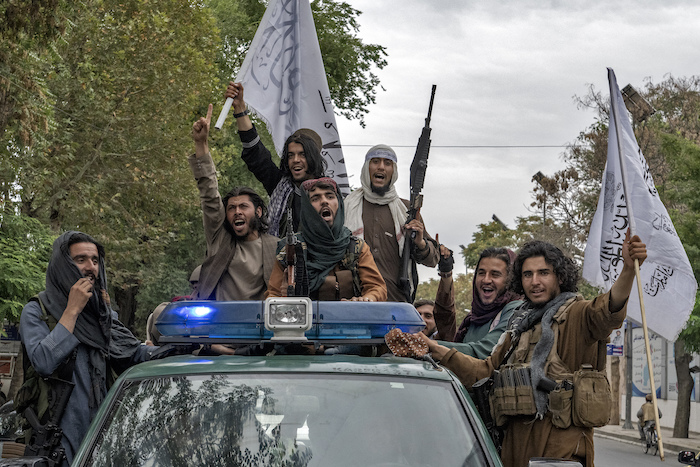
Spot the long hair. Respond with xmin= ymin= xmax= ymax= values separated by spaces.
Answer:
xmin=221 ymin=186 xmax=269 ymax=235
xmin=281 ymin=133 xmax=326 ymax=179
xmin=509 ymin=241 xmax=578 ymax=295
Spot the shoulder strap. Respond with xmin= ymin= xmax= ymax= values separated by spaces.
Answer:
xmin=341 ymin=237 xmax=363 ymax=297
xmin=24 ymin=295 xmax=78 ymax=381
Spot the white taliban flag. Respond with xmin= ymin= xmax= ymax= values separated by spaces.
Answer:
xmin=583 ymin=68 xmax=697 ymax=341
xmin=232 ymin=0 xmax=349 ymax=195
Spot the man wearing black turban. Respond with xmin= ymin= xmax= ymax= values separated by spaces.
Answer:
xmin=19 ymin=231 xmax=155 ymax=465
xmin=266 ymin=178 xmax=387 ymax=302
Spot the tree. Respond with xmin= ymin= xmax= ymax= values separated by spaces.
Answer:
xmin=415 ymin=273 xmax=474 ymax=329
xmin=0 ymin=0 xmax=71 ymax=142
xmin=560 ymin=75 xmax=700 ymax=437
xmin=2 ymin=0 xmax=390 ymax=334
xmin=11 ymin=0 xmax=220 ymax=329
xmin=0 ymin=212 xmax=54 ymax=322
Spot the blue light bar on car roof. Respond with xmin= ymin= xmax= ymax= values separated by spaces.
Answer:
xmin=155 ymin=299 xmax=426 ymax=344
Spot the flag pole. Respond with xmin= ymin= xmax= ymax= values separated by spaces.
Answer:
xmin=608 ymin=68 xmax=664 ymax=460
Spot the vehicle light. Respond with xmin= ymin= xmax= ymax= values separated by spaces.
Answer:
xmin=265 ymin=297 xmax=313 ymax=340
xmin=156 ymin=299 xmax=425 ymax=344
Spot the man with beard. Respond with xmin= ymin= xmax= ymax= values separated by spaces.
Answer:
xmin=189 ymin=104 xmax=279 ymax=301
xmin=267 ymin=178 xmax=387 ymax=302
xmin=344 ymin=145 xmax=439 ymax=302
xmin=19 ymin=232 xmax=154 ymax=465
xmin=439 ymin=247 xmax=523 ymax=359
xmin=225 ymin=82 xmax=326 ymax=237
xmin=414 ymin=233 xmax=647 ymax=467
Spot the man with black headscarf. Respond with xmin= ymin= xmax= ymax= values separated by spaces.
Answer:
xmin=266 ymin=178 xmax=387 ymax=302
xmin=19 ymin=231 xmax=154 ymax=465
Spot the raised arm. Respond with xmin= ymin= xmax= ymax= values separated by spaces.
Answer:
xmin=225 ymin=82 xmax=282 ymax=195
xmin=188 ymin=104 xmax=225 ymax=250
xmin=225 ymin=82 xmax=253 ymax=132
xmin=433 ymin=244 xmax=456 ymax=340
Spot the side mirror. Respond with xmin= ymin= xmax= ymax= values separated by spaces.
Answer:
xmin=678 ymin=451 xmax=697 ymax=464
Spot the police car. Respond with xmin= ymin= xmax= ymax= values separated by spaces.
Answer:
xmin=4 ymin=299 xmax=583 ymax=466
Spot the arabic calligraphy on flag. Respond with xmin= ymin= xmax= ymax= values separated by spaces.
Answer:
xmin=235 ymin=0 xmax=349 ymax=195
xmin=582 ymin=68 xmax=697 ymax=341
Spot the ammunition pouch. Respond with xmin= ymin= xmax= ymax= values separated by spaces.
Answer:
xmin=489 ymin=365 xmax=536 ymax=427
xmin=571 ymin=364 xmax=612 ymax=428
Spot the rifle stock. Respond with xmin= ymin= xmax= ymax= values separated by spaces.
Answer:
xmin=285 ymin=207 xmax=296 ymax=297
xmin=24 ymin=377 xmax=74 ymax=466
xmin=398 ymin=85 xmax=436 ymax=303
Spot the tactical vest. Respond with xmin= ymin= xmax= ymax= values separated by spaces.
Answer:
xmin=490 ymin=296 xmax=612 ymax=429
xmin=315 ymin=237 xmax=364 ymax=301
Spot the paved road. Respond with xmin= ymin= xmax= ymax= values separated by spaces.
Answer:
xmin=595 ymin=435 xmax=677 ymax=467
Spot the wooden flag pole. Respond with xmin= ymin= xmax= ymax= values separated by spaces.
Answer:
xmin=635 ymin=258 xmax=664 ymax=460
xmin=607 ymin=68 xmax=664 ymax=460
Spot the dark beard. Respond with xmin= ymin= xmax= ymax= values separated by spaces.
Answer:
xmin=370 ymin=183 xmax=390 ymax=196
xmin=225 ymin=215 xmax=262 ymax=240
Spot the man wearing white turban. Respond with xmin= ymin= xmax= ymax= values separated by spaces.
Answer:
xmin=344 ymin=144 xmax=439 ymax=302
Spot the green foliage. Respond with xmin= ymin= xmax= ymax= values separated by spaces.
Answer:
xmin=415 ymin=273 xmax=473 ymax=326
xmin=9 ymin=0 xmax=221 ymax=327
xmin=460 ymin=220 xmax=518 ymax=269
xmin=1 ymin=0 xmax=389 ymax=331
xmin=0 ymin=213 xmax=55 ymax=321
xmin=0 ymin=0 xmax=71 ymax=142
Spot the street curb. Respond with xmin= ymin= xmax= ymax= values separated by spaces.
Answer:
xmin=594 ymin=431 xmax=684 ymax=456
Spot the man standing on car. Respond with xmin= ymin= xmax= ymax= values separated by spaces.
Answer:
xmin=344 ymin=145 xmax=439 ymax=302
xmin=188 ymin=104 xmax=279 ymax=302
xmin=415 ymin=233 xmax=647 ymax=467
xmin=225 ymin=82 xmax=326 ymax=237
xmin=19 ymin=231 xmax=155 ymax=465
xmin=267 ymin=177 xmax=387 ymax=302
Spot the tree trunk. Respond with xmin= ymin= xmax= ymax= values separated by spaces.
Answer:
xmin=113 ymin=285 xmax=138 ymax=332
xmin=673 ymin=339 xmax=693 ymax=438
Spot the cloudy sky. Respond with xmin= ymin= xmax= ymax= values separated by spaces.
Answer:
xmin=332 ymin=0 xmax=700 ymax=280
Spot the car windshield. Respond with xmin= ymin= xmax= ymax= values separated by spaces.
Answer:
xmin=84 ymin=373 xmax=490 ymax=467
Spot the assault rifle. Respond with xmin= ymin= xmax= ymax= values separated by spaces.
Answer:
xmin=23 ymin=376 xmax=74 ymax=466
xmin=399 ymin=85 xmax=436 ymax=303
xmin=471 ymin=374 xmax=503 ymax=453
xmin=286 ymin=207 xmax=297 ymax=297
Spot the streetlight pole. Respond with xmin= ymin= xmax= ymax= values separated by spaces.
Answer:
xmin=533 ymin=171 xmax=546 ymax=236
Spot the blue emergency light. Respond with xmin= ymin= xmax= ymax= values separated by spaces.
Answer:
xmin=155 ymin=298 xmax=426 ymax=344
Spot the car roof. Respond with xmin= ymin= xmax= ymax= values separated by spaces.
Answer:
xmin=117 ymin=353 xmax=458 ymax=382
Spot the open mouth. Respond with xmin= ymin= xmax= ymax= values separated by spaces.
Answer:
xmin=373 ymin=173 xmax=386 ymax=184
xmin=233 ymin=218 xmax=246 ymax=227
xmin=85 ymin=273 xmax=96 ymax=285
xmin=320 ymin=207 xmax=333 ymax=222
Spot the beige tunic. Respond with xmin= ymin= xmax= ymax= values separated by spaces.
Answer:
xmin=216 ymin=238 xmax=266 ymax=301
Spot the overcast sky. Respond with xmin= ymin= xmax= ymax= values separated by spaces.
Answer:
xmin=333 ymin=0 xmax=700 ymax=281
